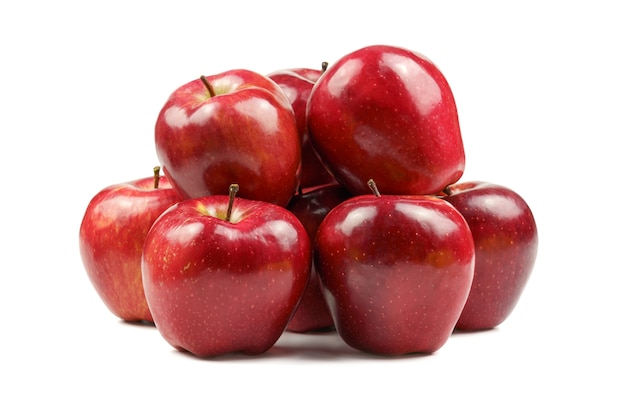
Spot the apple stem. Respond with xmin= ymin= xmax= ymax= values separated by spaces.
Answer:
xmin=226 ymin=184 xmax=239 ymax=222
xmin=321 ymin=61 xmax=328 ymax=73
xmin=367 ymin=179 xmax=381 ymax=197
xmin=153 ymin=166 xmax=161 ymax=189
xmin=200 ymin=75 xmax=216 ymax=97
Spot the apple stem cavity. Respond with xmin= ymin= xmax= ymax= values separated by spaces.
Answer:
xmin=367 ymin=179 xmax=381 ymax=197
xmin=200 ymin=75 xmax=216 ymax=98
xmin=321 ymin=61 xmax=329 ymax=74
xmin=153 ymin=166 xmax=161 ymax=189
xmin=226 ymin=184 xmax=240 ymax=222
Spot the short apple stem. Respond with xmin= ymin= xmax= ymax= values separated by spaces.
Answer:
xmin=367 ymin=179 xmax=381 ymax=197
xmin=200 ymin=75 xmax=216 ymax=97
xmin=225 ymin=184 xmax=239 ymax=222
xmin=153 ymin=166 xmax=161 ymax=189
xmin=321 ymin=61 xmax=329 ymax=73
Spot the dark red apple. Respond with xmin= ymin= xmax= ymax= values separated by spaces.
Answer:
xmin=79 ymin=167 xmax=184 ymax=322
xmin=307 ymin=44 xmax=465 ymax=197
xmin=286 ymin=183 xmax=352 ymax=332
xmin=442 ymin=181 xmax=538 ymax=330
xmin=314 ymin=181 xmax=475 ymax=355
xmin=141 ymin=185 xmax=311 ymax=357
xmin=155 ymin=69 xmax=301 ymax=207
xmin=268 ymin=63 xmax=335 ymax=189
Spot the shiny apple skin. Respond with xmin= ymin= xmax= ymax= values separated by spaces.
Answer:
xmin=286 ymin=183 xmax=352 ymax=332
xmin=442 ymin=181 xmax=538 ymax=330
xmin=141 ymin=196 xmax=311 ymax=357
xmin=155 ymin=69 xmax=301 ymax=207
xmin=307 ymin=44 xmax=465 ymax=196
xmin=79 ymin=175 xmax=183 ymax=322
xmin=269 ymin=68 xmax=335 ymax=188
xmin=314 ymin=194 xmax=475 ymax=355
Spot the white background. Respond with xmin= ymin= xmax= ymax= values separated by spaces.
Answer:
xmin=2 ymin=1 xmax=624 ymax=415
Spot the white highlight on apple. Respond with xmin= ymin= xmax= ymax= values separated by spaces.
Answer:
xmin=165 ymin=221 xmax=204 ymax=245
xmin=253 ymin=220 xmax=299 ymax=251
xmin=394 ymin=202 xmax=458 ymax=239
xmin=337 ymin=206 xmax=378 ymax=236
xmin=327 ymin=58 xmax=364 ymax=98
xmin=381 ymin=52 xmax=441 ymax=116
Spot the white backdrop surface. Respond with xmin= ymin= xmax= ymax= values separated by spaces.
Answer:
xmin=1 ymin=1 xmax=624 ymax=415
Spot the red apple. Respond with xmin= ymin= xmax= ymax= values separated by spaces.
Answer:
xmin=268 ymin=63 xmax=335 ymax=189
xmin=441 ymin=181 xmax=538 ymax=330
xmin=307 ymin=44 xmax=465 ymax=197
xmin=286 ymin=183 xmax=352 ymax=332
xmin=314 ymin=181 xmax=475 ymax=355
xmin=155 ymin=69 xmax=301 ymax=207
xmin=79 ymin=167 xmax=184 ymax=322
xmin=141 ymin=185 xmax=311 ymax=357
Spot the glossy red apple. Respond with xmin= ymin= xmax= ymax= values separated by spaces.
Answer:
xmin=286 ymin=183 xmax=352 ymax=332
xmin=268 ymin=63 xmax=335 ymax=189
xmin=79 ymin=167 xmax=184 ymax=322
xmin=314 ymin=181 xmax=475 ymax=355
xmin=141 ymin=185 xmax=311 ymax=357
xmin=155 ymin=69 xmax=301 ymax=207
xmin=441 ymin=181 xmax=538 ymax=330
xmin=307 ymin=44 xmax=465 ymax=197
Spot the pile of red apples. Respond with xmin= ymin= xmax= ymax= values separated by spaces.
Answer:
xmin=79 ymin=44 xmax=538 ymax=357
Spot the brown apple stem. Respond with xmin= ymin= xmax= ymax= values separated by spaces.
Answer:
xmin=200 ymin=75 xmax=216 ymax=97
xmin=153 ymin=166 xmax=161 ymax=189
xmin=367 ymin=179 xmax=381 ymax=197
xmin=226 ymin=184 xmax=240 ymax=222
xmin=321 ymin=61 xmax=329 ymax=73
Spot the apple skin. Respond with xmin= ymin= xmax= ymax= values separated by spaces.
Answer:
xmin=141 ymin=194 xmax=311 ymax=357
xmin=307 ymin=44 xmax=465 ymax=197
xmin=155 ymin=69 xmax=301 ymax=207
xmin=314 ymin=192 xmax=475 ymax=355
xmin=79 ymin=171 xmax=183 ymax=322
xmin=442 ymin=181 xmax=538 ymax=331
xmin=268 ymin=66 xmax=335 ymax=189
xmin=286 ymin=183 xmax=352 ymax=332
